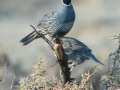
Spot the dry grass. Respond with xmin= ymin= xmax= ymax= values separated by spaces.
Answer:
xmin=17 ymin=34 xmax=120 ymax=90
xmin=100 ymin=34 xmax=120 ymax=90
xmin=17 ymin=57 xmax=120 ymax=90
xmin=18 ymin=58 xmax=95 ymax=90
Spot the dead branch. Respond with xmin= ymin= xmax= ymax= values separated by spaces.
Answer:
xmin=30 ymin=25 xmax=54 ymax=50
xmin=30 ymin=25 xmax=71 ymax=84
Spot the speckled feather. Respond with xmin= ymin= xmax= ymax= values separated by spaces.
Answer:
xmin=37 ymin=4 xmax=75 ymax=37
xmin=61 ymin=37 xmax=104 ymax=68
xmin=20 ymin=2 xmax=75 ymax=45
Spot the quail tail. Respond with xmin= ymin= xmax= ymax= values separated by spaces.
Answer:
xmin=86 ymin=53 xmax=105 ymax=66
xmin=20 ymin=31 xmax=38 ymax=45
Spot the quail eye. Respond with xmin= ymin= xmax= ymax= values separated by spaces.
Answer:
xmin=63 ymin=0 xmax=71 ymax=5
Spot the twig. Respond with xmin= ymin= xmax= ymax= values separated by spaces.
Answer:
xmin=10 ymin=74 xmax=16 ymax=90
xmin=80 ymin=69 xmax=97 ymax=88
xmin=109 ymin=34 xmax=120 ymax=82
xmin=30 ymin=25 xmax=71 ymax=84
xmin=89 ymin=64 xmax=99 ymax=73
xmin=3 ymin=62 xmax=8 ymax=83
xmin=30 ymin=25 xmax=60 ymax=70
xmin=30 ymin=25 xmax=54 ymax=50
xmin=0 ymin=62 xmax=8 ymax=90
xmin=48 ymin=62 xmax=58 ymax=69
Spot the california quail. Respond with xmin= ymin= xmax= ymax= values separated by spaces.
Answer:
xmin=61 ymin=37 xmax=104 ymax=71
xmin=20 ymin=0 xmax=75 ymax=45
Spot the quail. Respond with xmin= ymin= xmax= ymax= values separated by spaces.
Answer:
xmin=20 ymin=0 xmax=75 ymax=45
xmin=61 ymin=37 xmax=104 ymax=71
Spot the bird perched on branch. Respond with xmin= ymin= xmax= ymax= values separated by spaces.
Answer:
xmin=61 ymin=37 xmax=105 ymax=71
xmin=20 ymin=0 xmax=75 ymax=45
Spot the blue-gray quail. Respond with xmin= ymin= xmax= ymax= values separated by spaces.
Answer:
xmin=20 ymin=0 xmax=75 ymax=45
xmin=61 ymin=37 xmax=104 ymax=71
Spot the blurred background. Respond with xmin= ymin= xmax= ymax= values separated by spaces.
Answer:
xmin=0 ymin=0 xmax=120 ymax=89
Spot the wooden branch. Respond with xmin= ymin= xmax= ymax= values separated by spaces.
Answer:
xmin=30 ymin=25 xmax=54 ymax=50
xmin=53 ymin=43 xmax=63 ymax=60
xmin=30 ymin=25 xmax=71 ymax=84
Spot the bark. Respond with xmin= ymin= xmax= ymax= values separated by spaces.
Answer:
xmin=30 ymin=25 xmax=71 ymax=84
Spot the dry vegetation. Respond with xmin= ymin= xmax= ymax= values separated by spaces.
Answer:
xmin=99 ymin=35 xmax=120 ymax=90
xmin=17 ymin=35 xmax=120 ymax=90
xmin=15 ymin=35 xmax=120 ymax=90
xmin=17 ymin=55 xmax=120 ymax=90
xmin=18 ymin=58 xmax=94 ymax=90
